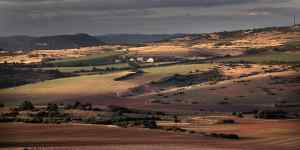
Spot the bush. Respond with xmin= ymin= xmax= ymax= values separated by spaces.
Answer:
xmin=82 ymin=116 xmax=97 ymax=124
xmin=0 ymin=103 xmax=4 ymax=108
xmin=108 ymin=105 xmax=133 ymax=114
xmin=255 ymin=110 xmax=287 ymax=119
xmin=244 ymin=48 xmax=266 ymax=55
xmin=65 ymin=101 xmax=93 ymax=110
xmin=143 ymin=119 xmax=157 ymax=129
xmin=19 ymin=101 xmax=34 ymax=111
xmin=221 ymin=119 xmax=235 ymax=124
xmin=22 ymin=116 xmax=43 ymax=123
xmin=42 ymin=117 xmax=61 ymax=124
xmin=210 ymin=133 xmax=240 ymax=140
xmin=47 ymin=103 xmax=59 ymax=112
xmin=232 ymin=112 xmax=244 ymax=118
xmin=161 ymin=126 xmax=188 ymax=133
xmin=174 ymin=115 xmax=180 ymax=123
xmin=0 ymin=115 xmax=16 ymax=122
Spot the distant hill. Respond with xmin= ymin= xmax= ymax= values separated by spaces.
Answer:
xmin=95 ymin=34 xmax=187 ymax=44
xmin=0 ymin=33 xmax=102 ymax=51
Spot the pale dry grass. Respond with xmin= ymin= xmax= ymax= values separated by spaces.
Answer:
xmin=0 ymin=45 xmax=126 ymax=64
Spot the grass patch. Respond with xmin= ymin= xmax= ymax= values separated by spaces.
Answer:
xmin=39 ymin=63 xmax=130 ymax=73
xmin=0 ymin=71 xmax=137 ymax=106
xmin=217 ymin=52 xmax=300 ymax=64
xmin=144 ymin=63 xmax=214 ymax=76
xmin=47 ymin=51 xmax=125 ymax=67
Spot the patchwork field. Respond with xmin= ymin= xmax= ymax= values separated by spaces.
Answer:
xmin=0 ymin=45 xmax=126 ymax=64
xmin=39 ymin=63 xmax=130 ymax=73
xmin=216 ymin=52 xmax=300 ymax=63
xmin=141 ymin=65 xmax=300 ymax=112
xmin=0 ymin=63 xmax=213 ymax=106
xmin=1 ymin=25 xmax=300 ymax=150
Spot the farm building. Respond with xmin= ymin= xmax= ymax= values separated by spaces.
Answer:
xmin=146 ymin=58 xmax=154 ymax=63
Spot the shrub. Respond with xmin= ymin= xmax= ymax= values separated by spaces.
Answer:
xmin=143 ymin=119 xmax=157 ymax=129
xmin=108 ymin=105 xmax=133 ymax=114
xmin=210 ymin=133 xmax=240 ymax=139
xmin=47 ymin=103 xmax=59 ymax=112
xmin=244 ymin=48 xmax=266 ymax=55
xmin=174 ymin=115 xmax=180 ymax=123
xmin=19 ymin=101 xmax=34 ymax=111
xmin=162 ymin=126 xmax=188 ymax=133
xmin=22 ymin=116 xmax=43 ymax=123
xmin=255 ymin=110 xmax=287 ymax=119
xmin=0 ymin=115 xmax=16 ymax=122
xmin=73 ymin=101 xmax=81 ymax=109
xmin=232 ymin=112 xmax=244 ymax=118
xmin=82 ymin=116 xmax=97 ymax=124
xmin=80 ymin=103 xmax=93 ymax=111
xmin=42 ymin=117 xmax=61 ymax=124
xmin=222 ymin=119 xmax=235 ymax=124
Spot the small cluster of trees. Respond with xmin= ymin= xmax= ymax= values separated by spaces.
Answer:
xmin=255 ymin=110 xmax=287 ymax=119
xmin=209 ymin=133 xmax=240 ymax=140
xmin=65 ymin=101 xmax=92 ymax=110
xmin=18 ymin=100 xmax=35 ymax=111
xmin=1 ymin=101 xmax=161 ymax=129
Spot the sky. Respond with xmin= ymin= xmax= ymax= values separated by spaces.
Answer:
xmin=0 ymin=0 xmax=299 ymax=36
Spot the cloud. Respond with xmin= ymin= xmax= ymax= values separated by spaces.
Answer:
xmin=248 ymin=7 xmax=300 ymax=16
xmin=0 ymin=0 xmax=297 ymax=36
xmin=0 ymin=0 xmax=287 ymax=11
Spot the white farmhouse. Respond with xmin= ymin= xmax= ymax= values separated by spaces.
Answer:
xmin=129 ymin=58 xmax=135 ymax=62
xmin=146 ymin=58 xmax=154 ymax=63
xmin=115 ymin=59 xmax=121 ymax=63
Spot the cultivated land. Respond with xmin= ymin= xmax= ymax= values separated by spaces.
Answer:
xmin=216 ymin=52 xmax=300 ymax=63
xmin=0 ymin=63 xmax=214 ymax=106
xmin=1 ymin=117 xmax=300 ymax=150
xmin=0 ymin=25 xmax=300 ymax=150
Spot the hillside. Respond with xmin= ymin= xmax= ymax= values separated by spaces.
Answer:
xmin=0 ymin=33 xmax=102 ymax=51
xmin=1 ymin=25 xmax=300 ymax=150
xmin=96 ymin=34 xmax=186 ymax=44
xmin=129 ymin=25 xmax=300 ymax=57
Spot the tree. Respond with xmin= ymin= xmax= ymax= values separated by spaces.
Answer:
xmin=19 ymin=101 xmax=34 ymax=111
xmin=47 ymin=103 xmax=59 ymax=112
xmin=143 ymin=119 xmax=157 ymax=129
xmin=174 ymin=115 xmax=180 ymax=123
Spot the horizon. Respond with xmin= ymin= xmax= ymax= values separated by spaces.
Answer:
xmin=1 ymin=23 xmax=297 ymax=38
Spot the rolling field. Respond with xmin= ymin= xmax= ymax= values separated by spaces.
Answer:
xmin=140 ymin=66 xmax=300 ymax=113
xmin=39 ymin=63 xmax=130 ymax=73
xmin=1 ymin=25 xmax=300 ymax=150
xmin=0 ymin=71 xmax=138 ymax=106
xmin=47 ymin=51 xmax=125 ymax=67
xmin=0 ymin=123 xmax=230 ymax=150
xmin=158 ymin=115 xmax=300 ymax=150
xmin=216 ymin=52 xmax=300 ymax=63
xmin=1 ymin=118 xmax=300 ymax=150
xmin=0 ymin=63 xmax=213 ymax=106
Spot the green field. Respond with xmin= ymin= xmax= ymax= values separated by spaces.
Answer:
xmin=217 ymin=52 xmax=300 ymax=63
xmin=0 ymin=63 xmax=214 ymax=106
xmin=39 ymin=62 xmax=178 ymax=73
xmin=0 ymin=71 xmax=138 ymax=105
xmin=47 ymin=51 xmax=125 ymax=67
xmin=144 ymin=63 xmax=214 ymax=76
xmin=39 ymin=63 xmax=130 ymax=73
